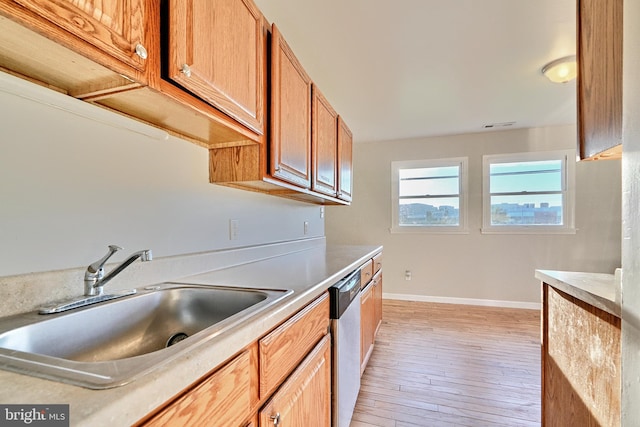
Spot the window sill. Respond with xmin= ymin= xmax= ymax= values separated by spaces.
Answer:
xmin=390 ymin=226 xmax=470 ymax=235
xmin=481 ymin=226 xmax=577 ymax=235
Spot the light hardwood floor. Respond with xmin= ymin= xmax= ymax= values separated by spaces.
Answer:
xmin=351 ymin=299 xmax=541 ymax=427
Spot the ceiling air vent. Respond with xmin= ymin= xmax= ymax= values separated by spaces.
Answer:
xmin=483 ymin=121 xmax=516 ymax=129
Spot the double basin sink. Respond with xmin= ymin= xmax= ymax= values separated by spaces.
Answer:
xmin=0 ymin=283 xmax=291 ymax=388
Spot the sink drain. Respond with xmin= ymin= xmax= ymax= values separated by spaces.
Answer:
xmin=166 ymin=332 xmax=189 ymax=347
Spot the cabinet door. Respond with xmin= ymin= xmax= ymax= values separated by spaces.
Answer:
xmin=167 ymin=0 xmax=265 ymax=134
xmin=360 ymin=282 xmax=375 ymax=375
xmin=143 ymin=349 xmax=254 ymax=427
xmin=359 ymin=259 xmax=373 ymax=289
xmin=337 ymin=116 xmax=353 ymax=202
xmin=311 ymin=85 xmax=338 ymax=197
xmin=372 ymin=271 xmax=383 ymax=337
xmin=577 ymin=0 xmax=622 ymax=159
xmin=260 ymin=334 xmax=331 ymax=427
xmin=13 ymin=0 xmax=148 ymax=71
xmin=259 ymin=292 xmax=329 ymax=399
xmin=372 ymin=252 xmax=383 ymax=275
xmin=542 ymin=284 xmax=620 ymax=426
xmin=270 ymin=24 xmax=312 ymax=189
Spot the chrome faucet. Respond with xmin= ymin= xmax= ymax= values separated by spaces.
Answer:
xmin=84 ymin=245 xmax=153 ymax=296
xmin=39 ymin=245 xmax=154 ymax=314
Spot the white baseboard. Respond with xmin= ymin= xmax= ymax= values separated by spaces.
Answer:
xmin=383 ymin=292 xmax=541 ymax=310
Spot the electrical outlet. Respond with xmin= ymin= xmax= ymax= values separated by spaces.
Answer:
xmin=304 ymin=221 xmax=309 ymax=235
xmin=229 ymin=219 xmax=239 ymax=240
xmin=405 ymin=270 xmax=412 ymax=281
xmin=320 ymin=207 xmax=325 ymax=218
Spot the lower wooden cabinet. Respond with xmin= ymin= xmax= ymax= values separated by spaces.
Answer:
xmin=360 ymin=254 xmax=383 ymax=375
xmin=137 ymin=292 xmax=330 ymax=427
xmin=372 ymin=271 xmax=383 ymax=337
xmin=142 ymin=348 xmax=255 ymax=426
xmin=259 ymin=334 xmax=332 ymax=427
xmin=542 ymin=283 xmax=620 ymax=426
xmin=359 ymin=259 xmax=373 ymax=286
xmin=360 ymin=279 xmax=375 ymax=374
xmin=259 ymin=292 xmax=329 ymax=399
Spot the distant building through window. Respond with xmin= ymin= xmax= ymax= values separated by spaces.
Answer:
xmin=391 ymin=157 xmax=468 ymax=233
xmin=482 ymin=150 xmax=576 ymax=234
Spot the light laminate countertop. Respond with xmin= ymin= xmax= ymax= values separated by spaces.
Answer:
xmin=535 ymin=269 xmax=620 ymax=317
xmin=0 ymin=242 xmax=382 ymax=426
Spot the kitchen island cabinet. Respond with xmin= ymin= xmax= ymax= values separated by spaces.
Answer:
xmin=537 ymin=270 xmax=620 ymax=426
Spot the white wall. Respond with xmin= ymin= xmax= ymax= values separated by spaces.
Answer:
xmin=0 ymin=72 xmax=324 ymax=277
xmin=326 ymin=125 xmax=621 ymax=304
xmin=621 ymin=0 xmax=640 ymax=423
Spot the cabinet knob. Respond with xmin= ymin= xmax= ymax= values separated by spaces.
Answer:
xmin=270 ymin=413 xmax=281 ymax=426
xmin=181 ymin=64 xmax=192 ymax=78
xmin=134 ymin=43 xmax=148 ymax=60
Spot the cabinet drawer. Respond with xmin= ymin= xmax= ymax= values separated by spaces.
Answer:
xmin=259 ymin=292 xmax=329 ymax=399
xmin=143 ymin=349 xmax=253 ymax=427
xmin=259 ymin=334 xmax=332 ymax=427
xmin=372 ymin=252 xmax=382 ymax=274
xmin=360 ymin=259 xmax=374 ymax=289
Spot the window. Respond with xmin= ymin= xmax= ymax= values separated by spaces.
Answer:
xmin=391 ymin=157 xmax=468 ymax=233
xmin=482 ymin=150 xmax=576 ymax=234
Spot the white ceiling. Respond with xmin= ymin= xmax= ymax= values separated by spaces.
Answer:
xmin=253 ymin=0 xmax=577 ymax=143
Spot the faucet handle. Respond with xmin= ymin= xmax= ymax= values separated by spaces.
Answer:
xmin=87 ymin=245 xmax=122 ymax=274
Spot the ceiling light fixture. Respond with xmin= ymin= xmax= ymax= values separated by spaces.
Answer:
xmin=541 ymin=55 xmax=577 ymax=83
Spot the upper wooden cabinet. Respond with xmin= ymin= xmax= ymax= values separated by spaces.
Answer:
xmin=10 ymin=0 xmax=149 ymax=72
xmin=577 ymin=0 xmax=623 ymax=160
xmin=0 ymin=0 xmax=153 ymax=96
xmin=0 ymin=0 xmax=354 ymax=205
xmin=167 ymin=0 xmax=266 ymax=134
xmin=337 ymin=116 xmax=353 ymax=202
xmin=270 ymin=24 xmax=313 ymax=189
xmin=312 ymin=86 xmax=338 ymax=197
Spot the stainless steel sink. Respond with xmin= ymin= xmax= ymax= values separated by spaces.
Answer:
xmin=0 ymin=283 xmax=291 ymax=388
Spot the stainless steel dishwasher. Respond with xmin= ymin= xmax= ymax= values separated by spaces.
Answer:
xmin=329 ymin=268 xmax=361 ymax=427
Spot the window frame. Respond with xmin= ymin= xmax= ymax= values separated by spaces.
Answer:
xmin=481 ymin=149 xmax=576 ymax=234
xmin=391 ymin=157 xmax=469 ymax=234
